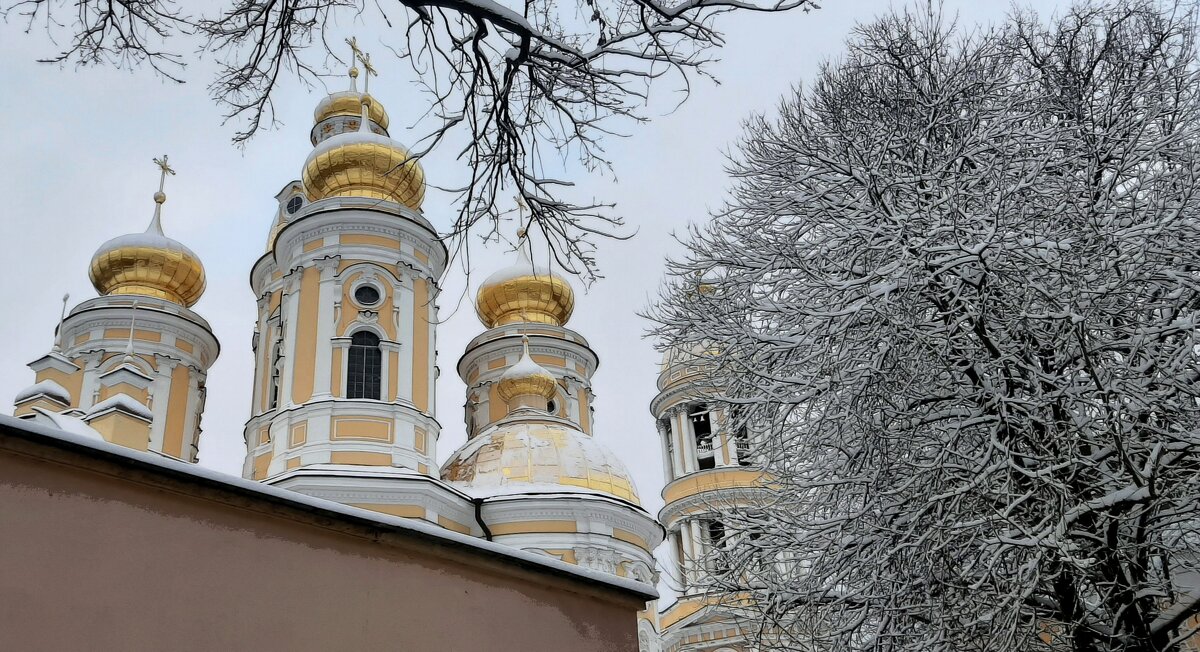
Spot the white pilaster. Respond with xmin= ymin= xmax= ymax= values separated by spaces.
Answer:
xmin=312 ymin=258 xmax=340 ymax=398
xmin=279 ymin=271 xmax=303 ymax=407
xmin=395 ymin=276 xmax=415 ymax=402
xmin=78 ymin=352 xmax=103 ymax=412
xmin=178 ymin=368 xmax=201 ymax=460
xmin=148 ymin=356 xmax=176 ymax=452
xmin=381 ymin=340 xmax=402 ymax=401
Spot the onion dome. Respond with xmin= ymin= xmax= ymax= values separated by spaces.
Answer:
xmin=89 ymin=159 xmax=206 ymax=307
xmin=476 ymin=246 xmax=575 ymax=328
xmin=314 ymin=68 xmax=390 ymax=130
xmin=497 ymin=336 xmax=558 ymax=406
xmin=302 ymin=97 xmax=425 ymax=209
xmin=441 ymin=419 xmax=641 ymax=505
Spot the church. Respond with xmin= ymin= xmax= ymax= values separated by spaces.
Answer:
xmin=3 ymin=47 xmax=764 ymax=652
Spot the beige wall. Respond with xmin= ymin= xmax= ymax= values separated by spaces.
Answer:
xmin=0 ymin=420 xmax=649 ymax=652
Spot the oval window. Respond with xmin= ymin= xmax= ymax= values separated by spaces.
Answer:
xmin=354 ymin=284 xmax=382 ymax=307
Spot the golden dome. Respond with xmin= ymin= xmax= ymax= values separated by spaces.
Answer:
xmin=302 ymin=100 xmax=425 ymax=209
xmin=441 ymin=419 xmax=641 ymax=505
xmin=476 ymin=248 xmax=574 ymax=328
xmin=89 ymin=196 xmax=205 ymax=307
xmin=314 ymin=91 xmax=389 ymax=130
xmin=497 ymin=336 xmax=558 ymax=404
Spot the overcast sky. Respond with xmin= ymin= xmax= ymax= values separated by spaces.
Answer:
xmin=0 ymin=0 xmax=1068 ymax=593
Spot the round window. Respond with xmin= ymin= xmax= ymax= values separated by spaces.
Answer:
xmin=354 ymin=284 xmax=382 ymax=306
xmin=286 ymin=196 xmax=304 ymax=214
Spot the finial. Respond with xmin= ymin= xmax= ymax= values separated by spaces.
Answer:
xmin=123 ymin=300 xmax=140 ymax=364
xmin=52 ymin=292 xmax=70 ymax=352
xmin=147 ymin=155 xmax=175 ymax=235
xmin=514 ymin=197 xmax=530 ymax=256
xmin=345 ymin=37 xmax=362 ymax=91
xmin=153 ymin=154 xmax=174 ymax=204
xmin=359 ymin=97 xmax=372 ymax=133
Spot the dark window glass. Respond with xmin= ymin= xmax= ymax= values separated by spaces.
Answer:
xmin=286 ymin=196 xmax=303 ymax=214
xmin=707 ymin=519 xmax=729 ymax=573
xmin=731 ymin=407 xmax=752 ymax=465
xmin=707 ymin=520 xmax=726 ymax=546
xmin=354 ymin=284 xmax=381 ymax=306
xmin=347 ymin=331 xmax=382 ymax=400
xmin=690 ymin=404 xmax=714 ymax=466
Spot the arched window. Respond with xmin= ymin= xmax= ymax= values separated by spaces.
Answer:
xmin=347 ymin=331 xmax=382 ymax=400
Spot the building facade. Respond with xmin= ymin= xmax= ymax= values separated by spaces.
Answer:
xmin=11 ymin=56 xmax=661 ymax=595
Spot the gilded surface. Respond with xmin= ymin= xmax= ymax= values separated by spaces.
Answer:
xmin=90 ymin=244 xmax=206 ymax=307
xmin=314 ymin=92 xmax=390 ymax=129
xmin=497 ymin=368 xmax=557 ymax=403
xmin=302 ymin=141 xmax=425 ymax=209
xmin=443 ymin=422 xmax=641 ymax=506
xmin=476 ymin=274 xmax=575 ymax=328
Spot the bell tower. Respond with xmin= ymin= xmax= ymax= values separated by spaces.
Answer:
xmin=13 ymin=156 xmax=219 ymax=461
xmin=241 ymin=46 xmax=475 ymax=529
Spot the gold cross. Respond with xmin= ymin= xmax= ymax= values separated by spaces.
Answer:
xmin=346 ymin=37 xmax=377 ymax=93
xmin=153 ymin=154 xmax=175 ymax=193
xmin=345 ymin=37 xmax=363 ymax=65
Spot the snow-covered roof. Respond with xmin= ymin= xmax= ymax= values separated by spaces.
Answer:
xmin=86 ymin=394 xmax=153 ymax=421
xmin=29 ymin=408 xmax=103 ymax=441
xmin=14 ymin=379 xmax=70 ymax=404
xmin=0 ymin=413 xmax=656 ymax=600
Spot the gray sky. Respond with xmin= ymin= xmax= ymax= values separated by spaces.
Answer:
xmin=0 ymin=0 xmax=1064 ymax=591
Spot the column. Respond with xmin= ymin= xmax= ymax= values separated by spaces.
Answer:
xmin=713 ymin=407 xmax=729 ymax=467
xmin=656 ymin=418 xmax=674 ymax=481
xmin=676 ymin=407 xmax=697 ymax=473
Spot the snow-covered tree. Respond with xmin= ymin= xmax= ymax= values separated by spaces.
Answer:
xmin=651 ymin=3 xmax=1200 ymax=650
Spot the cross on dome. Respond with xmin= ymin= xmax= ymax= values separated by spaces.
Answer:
xmin=87 ymin=153 xmax=207 ymax=307
xmin=345 ymin=36 xmax=377 ymax=93
xmin=152 ymin=154 xmax=175 ymax=205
